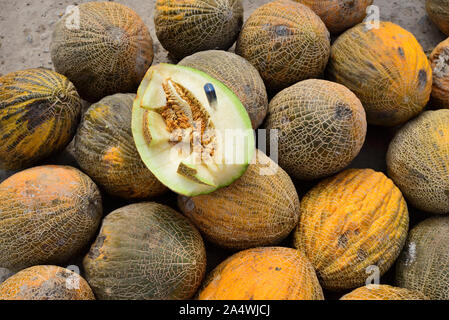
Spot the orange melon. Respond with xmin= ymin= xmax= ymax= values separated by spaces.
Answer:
xmin=340 ymin=284 xmax=429 ymax=300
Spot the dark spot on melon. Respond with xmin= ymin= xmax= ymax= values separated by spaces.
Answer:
xmin=418 ymin=69 xmax=427 ymax=89
xmin=22 ymin=100 xmax=49 ymax=131
xmin=335 ymin=102 xmax=353 ymax=120
xmin=88 ymin=236 xmax=105 ymax=259
xmin=398 ymin=47 xmax=405 ymax=58
xmin=275 ymin=267 xmax=281 ymax=271
xmin=357 ymin=248 xmax=368 ymax=260
xmin=273 ymin=25 xmax=291 ymax=37
xmin=338 ymin=231 xmax=349 ymax=248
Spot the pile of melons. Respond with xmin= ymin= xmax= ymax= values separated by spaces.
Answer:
xmin=0 ymin=0 xmax=448 ymax=301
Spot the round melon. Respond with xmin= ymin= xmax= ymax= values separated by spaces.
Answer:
xmin=427 ymin=0 xmax=449 ymax=36
xmin=265 ymin=79 xmax=367 ymax=180
xmin=429 ymin=38 xmax=449 ymax=109
xmin=132 ymin=63 xmax=255 ymax=197
xmin=340 ymin=284 xmax=429 ymax=300
xmin=235 ymin=0 xmax=331 ymax=93
xmin=154 ymin=0 xmax=243 ymax=60
xmin=74 ymin=93 xmax=167 ymax=199
xmin=0 ymin=265 xmax=95 ymax=300
xmin=0 ymin=68 xmax=82 ymax=170
xmin=387 ymin=110 xmax=449 ymax=214
xmin=83 ymin=202 xmax=206 ymax=300
xmin=293 ymin=168 xmax=409 ymax=291
xmin=178 ymin=50 xmax=268 ymax=128
xmin=197 ymin=247 xmax=324 ymax=300
xmin=0 ymin=165 xmax=102 ymax=271
xmin=178 ymin=150 xmax=299 ymax=249
xmin=51 ymin=2 xmax=154 ymax=102
xmin=295 ymin=0 xmax=373 ymax=34
xmin=396 ymin=216 xmax=449 ymax=300
xmin=327 ymin=21 xmax=432 ymax=126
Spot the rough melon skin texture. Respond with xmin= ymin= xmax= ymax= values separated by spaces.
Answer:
xmin=154 ymin=0 xmax=243 ymax=60
xmin=293 ymin=169 xmax=409 ymax=291
xmin=340 ymin=284 xmax=429 ymax=300
xmin=429 ymin=38 xmax=449 ymax=109
xmin=178 ymin=150 xmax=299 ymax=250
xmin=197 ymin=247 xmax=324 ymax=300
xmin=295 ymin=0 xmax=373 ymax=34
xmin=179 ymin=50 xmax=268 ymax=128
xmin=132 ymin=63 xmax=255 ymax=197
xmin=0 ymin=165 xmax=102 ymax=272
xmin=387 ymin=110 xmax=449 ymax=214
xmin=0 ymin=68 xmax=82 ymax=170
xmin=265 ymin=79 xmax=367 ymax=180
xmin=235 ymin=0 xmax=330 ymax=93
xmin=51 ymin=2 xmax=154 ymax=102
xmin=396 ymin=216 xmax=449 ymax=300
xmin=427 ymin=0 xmax=449 ymax=36
xmin=83 ymin=202 xmax=206 ymax=300
xmin=74 ymin=93 xmax=167 ymax=199
xmin=0 ymin=266 xmax=95 ymax=300
xmin=328 ymin=21 xmax=432 ymax=126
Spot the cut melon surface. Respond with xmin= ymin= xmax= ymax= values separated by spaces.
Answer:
xmin=132 ymin=64 xmax=255 ymax=196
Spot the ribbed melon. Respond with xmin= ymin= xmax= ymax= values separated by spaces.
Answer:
xmin=154 ymin=0 xmax=243 ymax=60
xmin=178 ymin=150 xmax=299 ymax=249
xmin=51 ymin=2 xmax=153 ymax=102
xmin=0 ymin=68 xmax=82 ymax=170
xmin=0 ymin=165 xmax=102 ymax=271
xmin=295 ymin=0 xmax=373 ymax=34
xmin=178 ymin=50 xmax=268 ymax=128
xmin=429 ymin=38 xmax=449 ymax=108
xmin=265 ymin=79 xmax=367 ymax=180
xmin=197 ymin=247 xmax=324 ymax=300
xmin=293 ymin=169 xmax=409 ymax=291
xmin=83 ymin=202 xmax=206 ymax=300
xmin=328 ymin=21 xmax=432 ymax=126
xmin=74 ymin=93 xmax=167 ymax=199
xmin=0 ymin=265 xmax=95 ymax=300
xmin=387 ymin=110 xmax=449 ymax=214
xmin=340 ymin=284 xmax=429 ymax=300
xmin=426 ymin=0 xmax=449 ymax=35
xmin=396 ymin=216 xmax=449 ymax=300
xmin=235 ymin=0 xmax=330 ymax=92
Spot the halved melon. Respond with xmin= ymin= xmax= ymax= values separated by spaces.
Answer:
xmin=132 ymin=64 xmax=255 ymax=196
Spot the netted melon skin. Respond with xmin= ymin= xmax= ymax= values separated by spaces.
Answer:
xmin=427 ymin=0 xmax=449 ymax=36
xmin=387 ymin=110 xmax=449 ymax=214
xmin=178 ymin=50 xmax=268 ymax=128
xmin=0 ymin=68 xmax=82 ymax=170
xmin=178 ymin=150 xmax=299 ymax=250
xmin=396 ymin=216 xmax=449 ymax=300
xmin=0 ymin=165 xmax=102 ymax=272
xmin=83 ymin=202 xmax=206 ymax=300
xmin=0 ymin=266 xmax=95 ymax=300
xmin=197 ymin=247 xmax=324 ymax=300
xmin=328 ymin=21 xmax=432 ymax=126
xmin=294 ymin=169 xmax=409 ymax=291
xmin=266 ymin=79 xmax=367 ymax=180
xmin=429 ymin=38 xmax=449 ymax=109
xmin=295 ymin=0 xmax=373 ymax=34
xmin=74 ymin=93 xmax=167 ymax=199
xmin=155 ymin=0 xmax=243 ymax=60
xmin=340 ymin=284 xmax=429 ymax=300
xmin=235 ymin=0 xmax=330 ymax=93
xmin=51 ymin=2 xmax=154 ymax=102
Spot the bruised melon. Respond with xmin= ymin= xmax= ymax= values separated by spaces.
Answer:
xmin=0 ymin=165 xmax=102 ymax=271
xmin=396 ymin=216 xmax=449 ymax=300
xmin=179 ymin=50 xmax=268 ymax=128
xmin=0 ymin=265 xmax=95 ymax=300
xmin=154 ymin=0 xmax=243 ymax=60
xmin=427 ymin=0 xmax=449 ymax=36
xmin=178 ymin=150 xmax=300 ymax=250
xmin=340 ymin=284 xmax=429 ymax=300
xmin=387 ymin=110 xmax=449 ymax=214
xmin=235 ymin=0 xmax=330 ymax=92
xmin=429 ymin=38 xmax=449 ymax=108
xmin=293 ymin=169 xmax=409 ymax=290
xmin=265 ymin=79 xmax=367 ymax=180
xmin=83 ymin=202 xmax=206 ymax=300
xmin=328 ymin=21 xmax=432 ymax=126
xmin=197 ymin=247 xmax=324 ymax=300
xmin=295 ymin=0 xmax=373 ymax=34
xmin=51 ymin=2 xmax=154 ymax=102
xmin=74 ymin=93 xmax=167 ymax=199
xmin=0 ymin=68 xmax=82 ymax=170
